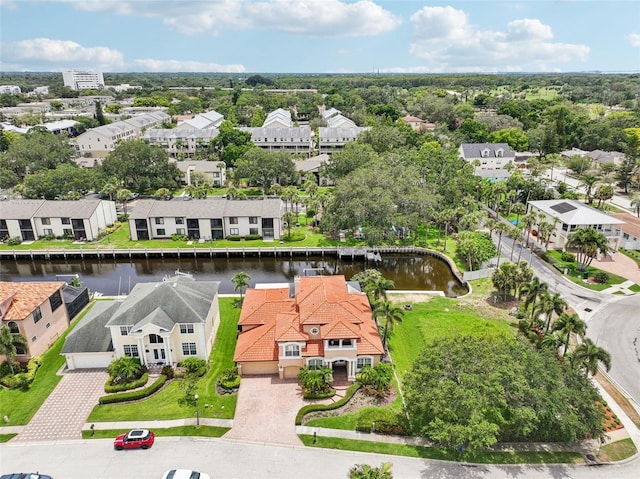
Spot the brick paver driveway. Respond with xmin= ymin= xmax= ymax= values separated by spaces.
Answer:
xmin=15 ymin=369 xmax=108 ymax=442
xmin=225 ymin=375 xmax=305 ymax=445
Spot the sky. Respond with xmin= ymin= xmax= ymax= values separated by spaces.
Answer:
xmin=1 ymin=0 xmax=639 ymax=74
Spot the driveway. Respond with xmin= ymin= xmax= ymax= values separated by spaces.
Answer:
xmin=225 ymin=375 xmax=305 ymax=445
xmin=14 ymin=368 xmax=108 ymax=442
xmin=591 ymin=251 xmax=640 ymax=286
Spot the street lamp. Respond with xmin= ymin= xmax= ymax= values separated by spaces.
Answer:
xmin=194 ymin=393 xmax=200 ymax=428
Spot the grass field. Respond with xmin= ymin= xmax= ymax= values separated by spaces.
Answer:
xmin=81 ymin=425 xmax=230 ymax=440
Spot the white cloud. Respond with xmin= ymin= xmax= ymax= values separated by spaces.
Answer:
xmin=0 ymin=38 xmax=125 ymax=70
xmin=628 ymin=33 xmax=640 ymax=48
xmin=63 ymin=0 xmax=400 ymax=37
xmin=131 ymin=59 xmax=246 ymax=73
xmin=408 ymin=6 xmax=589 ymax=72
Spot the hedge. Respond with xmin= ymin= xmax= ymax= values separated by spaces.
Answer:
xmin=303 ymin=388 xmax=336 ymax=400
xmin=104 ymin=373 xmax=149 ymax=393
xmin=98 ymin=374 xmax=167 ymax=404
xmin=296 ymin=382 xmax=361 ymax=425
xmin=355 ymin=407 xmax=409 ymax=435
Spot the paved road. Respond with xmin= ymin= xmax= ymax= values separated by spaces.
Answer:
xmin=1 ymin=438 xmax=640 ymax=479
xmin=494 ymin=234 xmax=640 ymax=410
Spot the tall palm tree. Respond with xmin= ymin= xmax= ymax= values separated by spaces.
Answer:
xmin=578 ymin=173 xmax=600 ymax=204
xmin=494 ymin=222 xmax=509 ymax=267
xmin=573 ymin=338 xmax=612 ymax=377
xmin=231 ymin=271 xmax=251 ymax=301
xmin=509 ymin=224 xmax=521 ymax=262
xmin=630 ymin=192 xmax=640 ymax=218
xmin=0 ymin=326 xmax=28 ymax=374
xmin=553 ymin=312 xmax=587 ymax=356
xmin=116 ymin=188 xmax=133 ymax=217
xmin=511 ymin=202 xmax=526 ymax=226
xmin=544 ymin=292 xmax=568 ymax=332
xmin=520 ymin=276 xmax=548 ymax=314
xmin=567 ymin=227 xmax=610 ymax=272
xmin=373 ymin=300 xmax=404 ymax=350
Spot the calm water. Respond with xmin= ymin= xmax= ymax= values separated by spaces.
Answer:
xmin=0 ymin=254 xmax=468 ymax=297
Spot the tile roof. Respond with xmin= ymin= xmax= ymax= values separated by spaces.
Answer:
xmin=234 ymin=275 xmax=383 ymax=363
xmin=613 ymin=213 xmax=640 ymax=238
xmin=0 ymin=281 xmax=66 ymax=320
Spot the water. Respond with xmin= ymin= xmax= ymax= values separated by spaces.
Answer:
xmin=0 ymin=254 xmax=468 ymax=297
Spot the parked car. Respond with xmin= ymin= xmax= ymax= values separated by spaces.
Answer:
xmin=0 ymin=474 xmax=53 ymax=479
xmin=162 ymin=470 xmax=210 ymax=479
xmin=113 ymin=429 xmax=155 ymax=450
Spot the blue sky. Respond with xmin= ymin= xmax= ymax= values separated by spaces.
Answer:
xmin=1 ymin=0 xmax=639 ymax=73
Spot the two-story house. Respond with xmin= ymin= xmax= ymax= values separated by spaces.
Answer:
xmin=459 ymin=143 xmax=517 ymax=181
xmin=234 ymin=275 xmax=384 ymax=381
xmin=143 ymin=129 xmax=220 ymax=159
xmin=0 ymin=281 xmax=70 ymax=362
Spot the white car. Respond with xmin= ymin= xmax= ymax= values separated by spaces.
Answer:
xmin=162 ymin=470 xmax=210 ymax=479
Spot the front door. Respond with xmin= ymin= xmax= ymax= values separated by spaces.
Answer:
xmin=152 ymin=348 xmax=166 ymax=362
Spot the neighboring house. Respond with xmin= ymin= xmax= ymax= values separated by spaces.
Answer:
xmin=402 ymin=115 xmax=424 ymax=131
xmin=170 ymin=159 xmax=227 ymax=186
xmin=318 ymin=126 xmax=369 ymax=155
xmin=588 ymin=150 xmax=625 ymax=167
xmin=128 ymin=197 xmax=282 ymax=241
xmin=0 ymin=281 xmax=70 ymax=361
xmin=0 ymin=85 xmax=21 ymax=94
xmin=234 ymin=275 xmax=384 ymax=381
xmin=263 ymin=108 xmax=293 ymax=128
xmin=176 ymin=110 xmax=224 ymax=130
xmin=62 ymin=275 xmax=220 ymax=369
xmin=73 ymin=111 xmax=171 ymax=158
xmin=612 ymin=213 xmax=640 ymax=250
xmin=62 ymin=70 xmax=105 ymax=90
xmin=239 ymin=126 xmax=313 ymax=155
xmin=459 ymin=143 xmax=516 ymax=181
xmin=0 ymin=199 xmax=117 ymax=242
xmin=527 ymin=199 xmax=625 ymax=250
xmin=143 ymin=128 xmax=219 ymax=159
xmin=295 ymin=154 xmax=333 ymax=186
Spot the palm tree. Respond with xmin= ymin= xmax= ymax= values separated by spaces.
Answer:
xmin=630 ymin=192 xmax=640 ymax=218
xmin=578 ymin=173 xmax=600 ymax=204
xmin=231 ymin=271 xmax=251 ymax=301
xmin=573 ymin=338 xmax=612 ymax=376
xmin=594 ymin=184 xmax=614 ymax=208
xmin=509 ymin=224 xmax=521 ymax=262
xmin=0 ymin=326 xmax=28 ymax=374
xmin=567 ymin=227 xmax=610 ymax=272
xmin=494 ymin=222 xmax=509 ymax=267
xmin=511 ymin=202 xmax=526 ymax=226
xmin=349 ymin=462 xmax=393 ymax=479
xmin=373 ymin=300 xmax=404 ymax=350
xmin=521 ymin=211 xmax=538 ymax=249
xmin=520 ymin=276 xmax=548 ymax=314
xmin=107 ymin=356 xmax=142 ymax=383
xmin=553 ymin=312 xmax=587 ymax=356
xmin=116 ymin=188 xmax=133 ymax=216
xmin=538 ymin=331 xmax=563 ymax=355
xmin=537 ymin=220 xmax=554 ymax=249
xmin=543 ymin=292 xmax=567 ymax=332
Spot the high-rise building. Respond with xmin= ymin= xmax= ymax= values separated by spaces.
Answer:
xmin=62 ymin=70 xmax=105 ymax=91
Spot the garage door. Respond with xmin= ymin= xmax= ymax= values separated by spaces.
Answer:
xmin=66 ymin=353 xmax=114 ymax=370
xmin=240 ymin=361 xmax=279 ymax=375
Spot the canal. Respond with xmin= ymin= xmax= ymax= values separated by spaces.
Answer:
xmin=0 ymin=254 xmax=468 ymax=297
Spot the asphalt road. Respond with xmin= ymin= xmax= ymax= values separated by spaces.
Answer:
xmin=2 ymin=438 xmax=640 ymax=479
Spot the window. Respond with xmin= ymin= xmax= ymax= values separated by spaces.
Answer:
xmin=33 ymin=306 xmax=42 ymax=324
xmin=157 ymin=228 xmax=166 ymax=236
xmin=357 ymin=357 xmax=373 ymax=370
xmin=249 ymin=228 xmax=258 ymax=235
xmin=230 ymin=228 xmax=239 ymax=235
xmin=249 ymin=217 xmax=258 ymax=224
xmin=180 ymin=324 xmax=194 ymax=334
xmin=63 ymin=228 xmax=73 ymax=237
xmin=310 ymin=327 xmax=319 ymax=335
xmin=61 ymin=217 xmax=71 ymax=225
xmin=182 ymin=342 xmax=197 ymax=356
xmin=123 ymin=345 xmax=139 ymax=357
xmin=43 ymin=228 xmax=53 ymax=236
xmin=16 ymin=346 xmax=26 ymax=355
xmin=8 ymin=321 xmax=19 ymax=334
xmin=177 ymin=228 xmax=185 ymax=236
xmin=46 ymin=322 xmax=51 ymax=329
xmin=155 ymin=217 xmax=164 ymax=225
xmin=120 ymin=326 xmax=132 ymax=336
xmin=175 ymin=217 xmax=184 ymax=225
xmin=229 ymin=217 xmax=238 ymax=224
xmin=328 ymin=339 xmax=340 ymax=347
xmin=342 ymin=339 xmax=353 ymax=346
xmin=49 ymin=290 xmax=63 ymax=311
xmin=149 ymin=334 xmax=163 ymax=344
xmin=284 ymin=344 xmax=300 ymax=357
xmin=31 ymin=335 xmax=37 ymax=342
xmin=41 ymin=218 xmax=51 ymax=225
xmin=308 ymin=358 xmax=323 ymax=369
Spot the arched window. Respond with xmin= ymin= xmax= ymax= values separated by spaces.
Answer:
xmin=8 ymin=321 xmax=19 ymax=334
xmin=149 ymin=334 xmax=164 ymax=344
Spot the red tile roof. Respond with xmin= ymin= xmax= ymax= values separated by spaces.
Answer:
xmin=613 ymin=213 xmax=640 ymax=239
xmin=0 ymin=282 xmax=65 ymax=320
xmin=234 ymin=276 xmax=384 ymax=363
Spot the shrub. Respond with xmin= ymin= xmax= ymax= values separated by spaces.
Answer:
xmin=561 ymin=251 xmax=576 ymax=262
xmin=3 ymin=372 xmax=30 ymax=391
xmin=226 ymin=235 xmax=241 ymax=241
xmin=283 ymin=232 xmax=305 ymax=242
xmin=244 ymin=234 xmax=262 ymax=241
xmin=161 ymin=365 xmax=175 ymax=379
xmin=0 ymin=360 xmax=19 ymax=379
xmin=303 ymin=388 xmax=336 ymax=400
xmin=356 ymin=363 xmax=393 ymax=397
xmin=593 ymin=271 xmax=609 ymax=284
xmin=105 ymin=373 xmax=149 ymax=393
xmin=7 ymin=236 xmax=22 ymax=246
xmin=355 ymin=408 xmax=409 ymax=435
xmin=218 ymin=367 xmax=240 ymax=390
xmin=172 ymin=234 xmax=188 ymax=241
xmin=26 ymin=356 xmax=42 ymax=382
xmin=107 ymin=357 xmax=143 ymax=383
xmin=296 ymin=382 xmax=361 ymax=425
xmin=179 ymin=358 xmax=206 ymax=377
xmin=98 ymin=375 xmax=167 ymax=404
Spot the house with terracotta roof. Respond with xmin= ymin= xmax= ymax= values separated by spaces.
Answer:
xmin=612 ymin=213 xmax=640 ymax=250
xmin=234 ymin=275 xmax=384 ymax=381
xmin=0 ymin=281 xmax=70 ymax=362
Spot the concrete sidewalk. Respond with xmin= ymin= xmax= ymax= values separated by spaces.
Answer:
xmin=83 ymin=417 xmax=233 ymax=431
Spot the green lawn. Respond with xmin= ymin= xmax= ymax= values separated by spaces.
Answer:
xmin=81 ymin=425 xmax=229 ymax=440
xmin=299 ymin=435 xmax=583 ymax=464
xmin=0 ymin=433 xmax=18 ymax=443
xmin=0 ymin=304 xmax=95 ymax=426
xmin=545 ymin=250 xmax=635 ymax=291
xmin=598 ymin=438 xmax=638 ymax=462
xmin=87 ymin=298 xmax=240 ymax=422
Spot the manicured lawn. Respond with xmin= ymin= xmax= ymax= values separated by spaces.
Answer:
xmin=620 ymin=249 xmax=640 ymax=267
xmin=81 ymin=425 xmax=229 ymax=440
xmin=545 ymin=250 xmax=634 ymax=291
xmin=87 ymin=298 xmax=240 ymax=422
xmin=598 ymin=438 xmax=638 ymax=462
xmin=0 ymin=303 xmax=95 ymax=426
xmin=298 ymin=435 xmax=583 ymax=464
xmin=0 ymin=433 xmax=18 ymax=443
